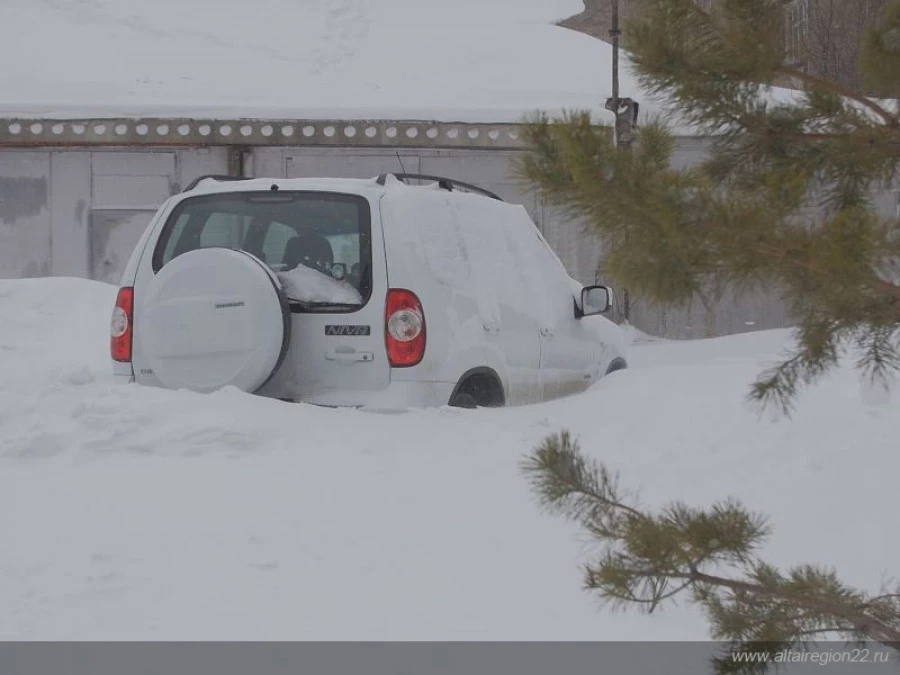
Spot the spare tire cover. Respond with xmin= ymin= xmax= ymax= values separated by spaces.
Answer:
xmin=141 ymin=248 xmax=290 ymax=393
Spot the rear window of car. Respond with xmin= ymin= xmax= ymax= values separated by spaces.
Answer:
xmin=152 ymin=191 xmax=373 ymax=304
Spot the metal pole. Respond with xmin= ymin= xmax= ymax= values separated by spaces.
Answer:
xmin=607 ymin=0 xmax=632 ymax=322
xmin=611 ymin=0 xmax=620 ymax=110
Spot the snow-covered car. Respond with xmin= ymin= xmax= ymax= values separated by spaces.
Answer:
xmin=109 ymin=173 xmax=627 ymax=409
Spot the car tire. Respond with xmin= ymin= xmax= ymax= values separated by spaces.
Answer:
xmin=605 ymin=358 xmax=628 ymax=375
xmin=449 ymin=392 xmax=478 ymax=409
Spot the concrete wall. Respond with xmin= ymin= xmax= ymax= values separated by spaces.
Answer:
xmin=0 ymin=140 xmax=784 ymax=339
xmin=4 ymin=136 xmax=891 ymax=339
xmin=0 ymin=144 xmax=604 ymax=291
xmin=0 ymin=147 xmax=227 ymax=283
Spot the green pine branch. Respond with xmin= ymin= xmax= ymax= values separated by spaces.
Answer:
xmin=516 ymin=0 xmax=900 ymax=411
xmin=523 ymin=432 xmax=900 ymax=674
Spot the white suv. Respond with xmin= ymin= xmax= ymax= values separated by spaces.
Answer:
xmin=110 ymin=173 xmax=627 ymax=410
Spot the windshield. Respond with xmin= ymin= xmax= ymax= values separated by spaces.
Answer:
xmin=153 ymin=191 xmax=372 ymax=309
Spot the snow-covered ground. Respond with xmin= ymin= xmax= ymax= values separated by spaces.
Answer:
xmin=1 ymin=277 xmax=897 ymax=640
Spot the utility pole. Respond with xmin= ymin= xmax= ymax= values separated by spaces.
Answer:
xmin=611 ymin=0 xmax=620 ymax=106
xmin=605 ymin=0 xmax=640 ymax=150
xmin=603 ymin=0 xmax=639 ymax=322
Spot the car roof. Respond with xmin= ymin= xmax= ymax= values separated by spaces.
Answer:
xmin=183 ymin=176 xmax=386 ymax=197
xmin=180 ymin=174 xmax=505 ymax=203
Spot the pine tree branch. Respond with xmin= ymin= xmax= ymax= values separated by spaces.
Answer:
xmin=777 ymin=66 xmax=900 ymax=127
xmin=578 ymin=481 xmax=647 ymax=523
xmin=642 ymin=1 xmax=899 ymax=128
xmin=523 ymin=432 xmax=649 ymax=524
xmin=775 ymin=133 xmax=900 ymax=151
xmin=790 ymin=626 xmax=851 ymax=638
xmin=873 ymin=279 xmax=900 ymax=305
xmin=754 ymin=242 xmax=900 ymax=317
xmin=588 ymin=573 xmax=694 ymax=610
xmin=665 ymin=567 xmax=900 ymax=647
xmin=526 ymin=439 xmax=900 ymax=652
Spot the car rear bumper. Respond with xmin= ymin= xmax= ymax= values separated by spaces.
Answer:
xmin=301 ymin=380 xmax=456 ymax=412
xmin=112 ymin=361 xmax=134 ymax=384
xmin=113 ymin=362 xmax=455 ymax=411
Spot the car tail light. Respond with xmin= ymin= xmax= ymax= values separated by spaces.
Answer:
xmin=111 ymin=287 xmax=134 ymax=362
xmin=386 ymin=289 xmax=425 ymax=367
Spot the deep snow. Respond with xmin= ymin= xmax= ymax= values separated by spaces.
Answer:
xmin=1 ymin=277 xmax=897 ymax=640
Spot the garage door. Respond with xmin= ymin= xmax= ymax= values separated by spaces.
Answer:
xmin=0 ymin=152 xmax=52 ymax=278
xmin=90 ymin=152 xmax=175 ymax=284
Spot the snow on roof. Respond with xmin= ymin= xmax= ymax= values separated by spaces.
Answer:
xmin=0 ymin=0 xmax=668 ymax=127
xmin=1 ymin=0 xmax=807 ymax=138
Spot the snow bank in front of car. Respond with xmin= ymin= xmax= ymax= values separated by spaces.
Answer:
xmin=276 ymin=266 xmax=362 ymax=305
xmin=2 ymin=277 xmax=900 ymax=642
xmin=0 ymin=277 xmax=118 ymax=391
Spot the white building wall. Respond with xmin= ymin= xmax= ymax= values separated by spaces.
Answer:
xmin=0 ymin=139 xmax=822 ymax=339
xmin=0 ymin=147 xmax=230 ymax=284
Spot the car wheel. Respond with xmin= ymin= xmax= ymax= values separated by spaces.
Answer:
xmin=449 ymin=391 xmax=478 ymax=409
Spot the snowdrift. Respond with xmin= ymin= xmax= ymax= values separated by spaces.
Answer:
xmin=0 ymin=277 xmax=897 ymax=640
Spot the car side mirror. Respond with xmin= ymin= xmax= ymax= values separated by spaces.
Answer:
xmin=580 ymin=285 xmax=612 ymax=317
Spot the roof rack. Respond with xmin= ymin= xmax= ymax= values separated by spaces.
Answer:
xmin=375 ymin=173 xmax=502 ymax=201
xmin=181 ymin=173 xmax=504 ymax=201
xmin=182 ymin=174 xmax=254 ymax=192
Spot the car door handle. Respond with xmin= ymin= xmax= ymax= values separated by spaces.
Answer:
xmin=540 ymin=327 xmax=555 ymax=338
xmin=326 ymin=349 xmax=374 ymax=364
